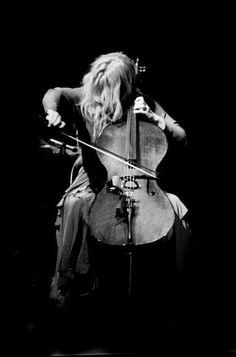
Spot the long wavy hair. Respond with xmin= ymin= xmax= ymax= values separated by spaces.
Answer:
xmin=79 ymin=52 xmax=136 ymax=142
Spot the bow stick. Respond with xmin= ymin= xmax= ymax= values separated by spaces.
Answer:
xmin=60 ymin=131 xmax=157 ymax=179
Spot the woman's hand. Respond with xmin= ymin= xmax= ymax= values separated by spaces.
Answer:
xmin=46 ymin=109 xmax=66 ymax=128
xmin=133 ymin=96 xmax=166 ymax=130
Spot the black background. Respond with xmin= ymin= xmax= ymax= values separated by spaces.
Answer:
xmin=0 ymin=4 xmax=234 ymax=355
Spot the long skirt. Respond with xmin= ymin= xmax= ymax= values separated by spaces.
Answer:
xmin=49 ymin=167 xmax=191 ymax=309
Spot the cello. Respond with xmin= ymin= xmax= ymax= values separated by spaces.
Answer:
xmin=87 ymin=59 xmax=175 ymax=246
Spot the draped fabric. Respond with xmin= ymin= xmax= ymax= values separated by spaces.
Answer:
xmin=50 ymin=166 xmax=191 ymax=307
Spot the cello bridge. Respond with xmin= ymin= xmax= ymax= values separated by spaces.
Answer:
xmin=121 ymin=176 xmax=140 ymax=190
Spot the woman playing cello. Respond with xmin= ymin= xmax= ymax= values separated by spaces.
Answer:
xmin=42 ymin=52 xmax=190 ymax=309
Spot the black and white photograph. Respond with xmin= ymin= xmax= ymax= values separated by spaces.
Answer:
xmin=0 ymin=4 xmax=234 ymax=356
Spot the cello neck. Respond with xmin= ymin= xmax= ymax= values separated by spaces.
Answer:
xmin=125 ymin=107 xmax=137 ymax=162
xmin=124 ymin=57 xmax=147 ymax=163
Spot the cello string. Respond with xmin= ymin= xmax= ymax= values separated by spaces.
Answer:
xmin=126 ymin=108 xmax=132 ymax=193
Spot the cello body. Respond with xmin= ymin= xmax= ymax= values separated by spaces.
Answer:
xmin=88 ymin=117 xmax=175 ymax=245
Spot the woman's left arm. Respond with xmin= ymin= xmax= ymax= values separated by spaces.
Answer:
xmin=133 ymin=96 xmax=187 ymax=145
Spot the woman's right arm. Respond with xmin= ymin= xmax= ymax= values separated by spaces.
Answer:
xmin=42 ymin=87 xmax=80 ymax=128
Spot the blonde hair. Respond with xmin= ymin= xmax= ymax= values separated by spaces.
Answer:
xmin=79 ymin=52 xmax=136 ymax=142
